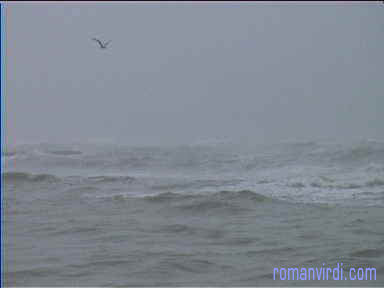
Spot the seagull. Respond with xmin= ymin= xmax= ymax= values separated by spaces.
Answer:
xmin=92 ymin=38 xmax=111 ymax=49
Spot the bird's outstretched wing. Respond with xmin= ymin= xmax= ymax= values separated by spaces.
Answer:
xmin=104 ymin=40 xmax=111 ymax=47
xmin=92 ymin=38 xmax=104 ymax=48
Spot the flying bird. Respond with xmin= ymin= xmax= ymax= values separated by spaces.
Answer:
xmin=92 ymin=38 xmax=111 ymax=49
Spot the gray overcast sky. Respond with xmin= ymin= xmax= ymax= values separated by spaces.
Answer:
xmin=5 ymin=2 xmax=384 ymax=146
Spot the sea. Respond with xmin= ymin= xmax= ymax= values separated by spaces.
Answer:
xmin=2 ymin=140 xmax=384 ymax=286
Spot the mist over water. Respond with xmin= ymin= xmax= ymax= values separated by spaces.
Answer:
xmin=3 ymin=2 xmax=384 ymax=286
xmin=5 ymin=3 xmax=384 ymax=146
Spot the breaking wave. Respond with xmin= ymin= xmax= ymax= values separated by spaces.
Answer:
xmin=99 ymin=190 xmax=275 ymax=215
xmin=125 ymin=189 xmax=272 ymax=203
xmin=327 ymin=142 xmax=384 ymax=164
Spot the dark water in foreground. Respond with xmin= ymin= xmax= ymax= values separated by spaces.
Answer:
xmin=3 ymin=141 xmax=384 ymax=286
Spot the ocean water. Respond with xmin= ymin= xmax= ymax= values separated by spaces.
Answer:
xmin=2 ymin=140 xmax=384 ymax=286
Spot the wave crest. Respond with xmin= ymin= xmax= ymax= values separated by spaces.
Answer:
xmin=2 ymin=172 xmax=60 ymax=184
xmin=45 ymin=149 xmax=82 ymax=156
xmin=142 ymin=189 xmax=272 ymax=203
xmin=87 ymin=175 xmax=135 ymax=184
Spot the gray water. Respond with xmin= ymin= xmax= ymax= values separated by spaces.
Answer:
xmin=2 ymin=140 xmax=384 ymax=286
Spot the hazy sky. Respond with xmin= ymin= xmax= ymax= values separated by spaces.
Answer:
xmin=5 ymin=2 xmax=384 ymax=145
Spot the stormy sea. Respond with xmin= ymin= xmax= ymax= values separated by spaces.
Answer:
xmin=2 ymin=140 xmax=384 ymax=286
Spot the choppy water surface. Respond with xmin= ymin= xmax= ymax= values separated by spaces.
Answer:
xmin=3 ymin=141 xmax=384 ymax=286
